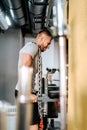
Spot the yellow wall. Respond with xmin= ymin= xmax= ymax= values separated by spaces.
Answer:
xmin=68 ymin=0 xmax=87 ymax=130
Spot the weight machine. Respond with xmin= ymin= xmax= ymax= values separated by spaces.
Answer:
xmin=38 ymin=68 xmax=60 ymax=130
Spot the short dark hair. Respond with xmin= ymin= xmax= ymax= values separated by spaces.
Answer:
xmin=38 ymin=27 xmax=53 ymax=39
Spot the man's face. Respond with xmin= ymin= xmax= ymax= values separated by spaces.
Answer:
xmin=36 ymin=33 xmax=52 ymax=52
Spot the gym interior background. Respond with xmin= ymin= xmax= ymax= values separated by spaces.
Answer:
xmin=0 ymin=0 xmax=87 ymax=130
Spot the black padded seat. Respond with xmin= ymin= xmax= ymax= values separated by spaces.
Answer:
xmin=48 ymin=83 xmax=57 ymax=87
xmin=48 ymin=102 xmax=58 ymax=118
xmin=48 ymin=84 xmax=59 ymax=99
xmin=48 ymin=84 xmax=59 ymax=91
xmin=48 ymin=91 xmax=59 ymax=99
xmin=47 ymin=84 xmax=59 ymax=118
xmin=48 ymin=86 xmax=59 ymax=91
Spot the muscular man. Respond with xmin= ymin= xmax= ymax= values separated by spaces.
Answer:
xmin=15 ymin=28 xmax=53 ymax=130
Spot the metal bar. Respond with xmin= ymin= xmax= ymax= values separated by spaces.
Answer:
xmin=59 ymin=36 xmax=67 ymax=130
xmin=16 ymin=66 xmax=33 ymax=130
xmin=34 ymin=2 xmax=48 ymax=5
xmin=38 ymin=96 xmax=59 ymax=102
xmin=57 ymin=0 xmax=67 ymax=36
xmin=45 ymin=0 xmax=54 ymax=27
xmin=56 ymin=0 xmax=68 ymax=130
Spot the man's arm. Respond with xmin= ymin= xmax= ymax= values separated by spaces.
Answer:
xmin=20 ymin=53 xmax=33 ymax=67
xmin=20 ymin=52 xmax=37 ymax=103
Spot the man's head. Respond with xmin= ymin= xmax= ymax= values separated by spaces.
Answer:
xmin=36 ymin=28 xmax=53 ymax=52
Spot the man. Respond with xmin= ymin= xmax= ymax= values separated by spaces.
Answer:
xmin=15 ymin=28 xmax=53 ymax=130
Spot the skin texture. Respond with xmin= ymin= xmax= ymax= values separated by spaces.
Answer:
xmin=36 ymin=33 xmax=52 ymax=52
xmin=20 ymin=32 xmax=52 ymax=130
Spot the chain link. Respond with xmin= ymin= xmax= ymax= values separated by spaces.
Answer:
xmin=37 ymin=48 xmax=43 ymax=118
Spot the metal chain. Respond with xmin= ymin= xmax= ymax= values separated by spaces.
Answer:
xmin=38 ymin=48 xmax=42 ymax=96
xmin=37 ymin=48 xmax=43 ymax=118
xmin=32 ymin=69 xmax=36 ymax=93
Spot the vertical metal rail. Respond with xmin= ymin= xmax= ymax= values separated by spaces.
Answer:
xmin=59 ymin=36 xmax=67 ymax=130
xmin=45 ymin=0 xmax=54 ymax=27
xmin=57 ymin=0 xmax=68 ymax=130
xmin=16 ymin=66 xmax=33 ymax=130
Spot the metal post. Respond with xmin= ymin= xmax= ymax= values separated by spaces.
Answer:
xmin=57 ymin=0 xmax=68 ymax=130
xmin=45 ymin=0 xmax=54 ymax=27
xmin=16 ymin=66 xmax=33 ymax=130
xmin=59 ymin=36 xmax=67 ymax=130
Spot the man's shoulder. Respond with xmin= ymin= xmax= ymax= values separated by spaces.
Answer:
xmin=20 ymin=42 xmax=38 ymax=58
xmin=26 ymin=41 xmax=37 ymax=46
xmin=24 ymin=42 xmax=38 ymax=49
xmin=21 ymin=42 xmax=38 ymax=50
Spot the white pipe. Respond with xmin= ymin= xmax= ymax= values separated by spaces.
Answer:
xmin=45 ymin=0 xmax=54 ymax=27
xmin=59 ymin=37 xmax=67 ymax=130
xmin=56 ymin=0 xmax=68 ymax=130
xmin=57 ymin=0 xmax=67 ymax=36
xmin=16 ymin=66 xmax=33 ymax=130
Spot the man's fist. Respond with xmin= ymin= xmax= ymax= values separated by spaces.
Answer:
xmin=29 ymin=94 xmax=37 ymax=103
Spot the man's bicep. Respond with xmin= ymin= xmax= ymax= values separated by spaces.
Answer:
xmin=20 ymin=53 xmax=33 ymax=67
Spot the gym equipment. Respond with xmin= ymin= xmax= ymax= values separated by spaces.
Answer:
xmin=38 ymin=68 xmax=60 ymax=130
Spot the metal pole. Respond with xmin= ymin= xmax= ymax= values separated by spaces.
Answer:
xmin=16 ymin=66 xmax=33 ymax=130
xmin=45 ymin=0 xmax=54 ymax=27
xmin=59 ymin=36 xmax=67 ymax=130
xmin=57 ymin=0 xmax=67 ymax=36
xmin=57 ymin=0 xmax=68 ymax=130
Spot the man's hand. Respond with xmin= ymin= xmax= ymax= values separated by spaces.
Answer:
xmin=29 ymin=94 xmax=37 ymax=103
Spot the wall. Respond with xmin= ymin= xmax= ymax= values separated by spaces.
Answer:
xmin=68 ymin=0 xmax=87 ymax=130
xmin=0 ymin=29 xmax=21 ymax=104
